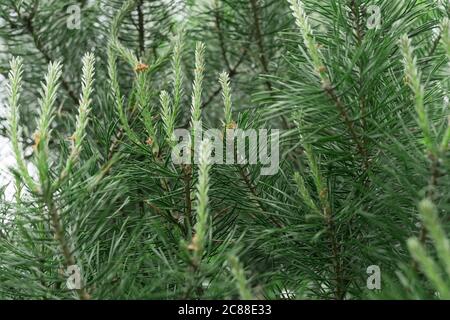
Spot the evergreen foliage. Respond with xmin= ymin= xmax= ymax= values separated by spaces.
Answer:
xmin=0 ymin=0 xmax=449 ymax=300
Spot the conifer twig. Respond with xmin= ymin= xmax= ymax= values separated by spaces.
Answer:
xmin=8 ymin=57 xmax=91 ymax=299
xmin=10 ymin=5 xmax=79 ymax=105
xmin=288 ymin=0 xmax=369 ymax=170
xmin=400 ymin=34 xmax=442 ymax=246
xmin=303 ymin=144 xmax=345 ymax=299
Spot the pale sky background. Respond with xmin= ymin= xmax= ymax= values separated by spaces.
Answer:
xmin=0 ymin=136 xmax=15 ymax=201
xmin=0 ymin=73 xmax=15 ymax=201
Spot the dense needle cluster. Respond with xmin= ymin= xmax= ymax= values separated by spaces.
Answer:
xmin=0 ymin=0 xmax=449 ymax=300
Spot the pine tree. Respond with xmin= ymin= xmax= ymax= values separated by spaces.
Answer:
xmin=0 ymin=0 xmax=449 ymax=300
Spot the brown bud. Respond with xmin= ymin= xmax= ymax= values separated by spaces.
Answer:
xmin=187 ymin=234 xmax=199 ymax=252
xmin=32 ymin=132 xmax=41 ymax=151
xmin=182 ymin=164 xmax=192 ymax=176
xmin=134 ymin=62 xmax=149 ymax=73
xmin=319 ymin=188 xmax=328 ymax=200
xmin=226 ymin=121 xmax=237 ymax=130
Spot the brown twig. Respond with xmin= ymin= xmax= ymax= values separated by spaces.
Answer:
xmin=249 ymin=0 xmax=272 ymax=92
xmin=325 ymin=209 xmax=345 ymax=300
xmin=136 ymin=0 xmax=145 ymax=59
xmin=200 ymin=48 xmax=248 ymax=111
xmin=237 ymin=165 xmax=284 ymax=228
xmin=323 ymin=83 xmax=369 ymax=171
xmin=249 ymin=0 xmax=290 ymax=129
xmin=214 ymin=2 xmax=232 ymax=71
xmin=47 ymin=198 xmax=90 ymax=300
xmin=145 ymin=200 xmax=186 ymax=234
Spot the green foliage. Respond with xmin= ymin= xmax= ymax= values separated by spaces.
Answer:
xmin=0 ymin=0 xmax=449 ymax=300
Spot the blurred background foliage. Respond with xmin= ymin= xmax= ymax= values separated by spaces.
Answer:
xmin=0 ymin=0 xmax=449 ymax=299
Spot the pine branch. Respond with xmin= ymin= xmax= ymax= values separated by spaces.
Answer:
xmin=214 ymin=0 xmax=231 ymax=71
xmin=200 ymin=47 xmax=247 ymax=111
xmin=11 ymin=8 xmax=79 ymax=105
xmin=249 ymin=0 xmax=272 ymax=91
xmin=288 ymin=0 xmax=369 ymax=171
